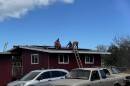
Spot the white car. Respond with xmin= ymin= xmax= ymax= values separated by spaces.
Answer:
xmin=105 ymin=67 xmax=130 ymax=85
xmin=50 ymin=68 xmax=125 ymax=86
xmin=7 ymin=69 xmax=69 ymax=86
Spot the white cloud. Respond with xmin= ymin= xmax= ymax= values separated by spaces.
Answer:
xmin=0 ymin=0 xmax=74 ymax=21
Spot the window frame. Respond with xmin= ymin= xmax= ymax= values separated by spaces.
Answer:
xmin=58 ymin=54 xmax=69 ymax=64
xmin=85 ymin=55 xmax=94 ymax=64
xmin=31 ymin=54 xmax=39 ymax=64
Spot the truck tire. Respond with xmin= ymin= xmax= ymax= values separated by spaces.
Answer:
xmin=114 ymin=83 xmax=121 ymax=86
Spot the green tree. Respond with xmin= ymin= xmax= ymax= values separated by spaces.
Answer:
xmin=96 ymin=35 xmax=130 ymax=67
xmin=96 ymin=44 xmax=109 ymax=66
xmin=107 ymin=44 xmax=118 ymax=66
xmin=107 ymin=35 xmax=130 ymax=67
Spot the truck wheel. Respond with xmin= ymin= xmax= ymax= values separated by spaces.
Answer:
xmin=114 ymin=84 xmax=121 ymax=86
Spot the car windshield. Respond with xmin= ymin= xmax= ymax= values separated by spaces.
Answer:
xmin=20 ymin=72 xmax=41 ymax=81
xmin=111 ymin=67 xmax=121 ymax=74
xmin=69 ymin=69 xmax=90 ymax=80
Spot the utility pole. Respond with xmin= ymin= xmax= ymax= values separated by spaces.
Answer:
xmin=3 ymin=42 xmax=8 ymax=52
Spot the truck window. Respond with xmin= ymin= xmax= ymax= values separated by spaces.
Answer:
xmin=103 ymin=69 xmax=110 ymax=75
xmin=70 ymin=69 xmax=90 ymax=80
xmin=100 ymin=70 xmax=107 ymax=79
xmin=91 ymin=71 xmax=100 ymax=81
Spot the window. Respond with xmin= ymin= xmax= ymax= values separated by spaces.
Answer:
xmin=60 ymin=71 xmax=67 ymax=76
xmin=31 ymin=54 xmax=39 ymax=64
xmin=100 ymin=70 xmax=107 ymax=79
xmin=37 ymin=72 xmax=51 ymax=80
xmin=58 ymin=54 xmax=69 ymax=64
xmin=103 ymin=69 xmax=110 ymax=75
xmin=51 ymin=71 xmax=61 ymax=78
xmin=85 ymin=55 xmax=94 ymax=64
xmin=21 ymin=72 xmax=41 ymax=81
xmin=70 ymin=69 xmax=90 ymax=80
xmin=91 ymin=71 xmax=100 ymax=81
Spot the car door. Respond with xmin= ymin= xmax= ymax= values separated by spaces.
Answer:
xmin=36 ymin=71 xmax=52 ymax=86
xmin=99 ymin=70 xmax=109 ymax=86
xmin=90 ymin=70 xmax=101 ymax=86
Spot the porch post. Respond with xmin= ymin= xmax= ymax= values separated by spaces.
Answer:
xmin=47 ymin=53 xmax=50 ymax=69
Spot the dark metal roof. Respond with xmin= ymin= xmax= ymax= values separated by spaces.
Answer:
xmin=8 ymin=45 xmax=111 ymax=54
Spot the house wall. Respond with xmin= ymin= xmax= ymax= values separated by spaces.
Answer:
xmin=49 ymin=53 xmax=101 ymax=71
xmin=22 ymin=50 xmax=48 ymax=75
xmin=22 ymin=49 xmax=101 ymax=75
xmin=0 ymin=55 xmax=12 ymax=86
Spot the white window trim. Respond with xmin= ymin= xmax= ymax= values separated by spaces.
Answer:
xmin=85 ymin=55 xmax=94 ymax=64
xmin=58 ymin=54 xmax=69 ymax=64
xmin=31 ymin=54 xmax=39 ymax=64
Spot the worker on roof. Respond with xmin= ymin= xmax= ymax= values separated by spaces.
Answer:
xmin=73 ymin=41 xmax=78 ymax=49
xmin=66 ymin=41 xmax=72 ymax=49
xmin=54 ymin=38 xmax=61 ymax=49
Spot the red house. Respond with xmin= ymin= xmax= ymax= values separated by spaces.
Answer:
xmin=0 ymin=52 xmax=12 ymax=86
xmin=8 ymin=45 xmax=110 ymax=79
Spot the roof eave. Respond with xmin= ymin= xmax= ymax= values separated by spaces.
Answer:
xmin=8 ymin=46 xmax=111 ymax=55
xmin=0 ymin=52 xmax=11 ymax=54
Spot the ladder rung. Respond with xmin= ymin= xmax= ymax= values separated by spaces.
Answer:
xmin=73 ymin=47 xmax=83 ymax=68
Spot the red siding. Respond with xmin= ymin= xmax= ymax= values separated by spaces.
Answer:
xmin=22 ymin=50 xmax=48 ymax=75
xmin=0 ymin=55 xmax=12 ymax=86
xmin=49 ymin=54 xmax=101 ymax=71
xmin=21 ymin=49 xmax=101 ymax=75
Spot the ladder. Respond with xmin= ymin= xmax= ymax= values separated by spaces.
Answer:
xmin=73 ymin=45 xmax=83 ymax=68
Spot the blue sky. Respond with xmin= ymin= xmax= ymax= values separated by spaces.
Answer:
xmin=0 ymin=0 xmax=130 ymax=51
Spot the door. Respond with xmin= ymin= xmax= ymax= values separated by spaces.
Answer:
xmin=90 ymin=71 xmax=101 ymax=86
xmin=99 ymin=70 xmax=109 ymax=86
xmin=12 ymin=56 xmax=23 ymax=80
xmin=36 ymin=71 xmax=52 ymax=86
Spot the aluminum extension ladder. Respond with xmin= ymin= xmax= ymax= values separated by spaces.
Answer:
xmin=73 ymin=45 xmax=83 ymax=68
